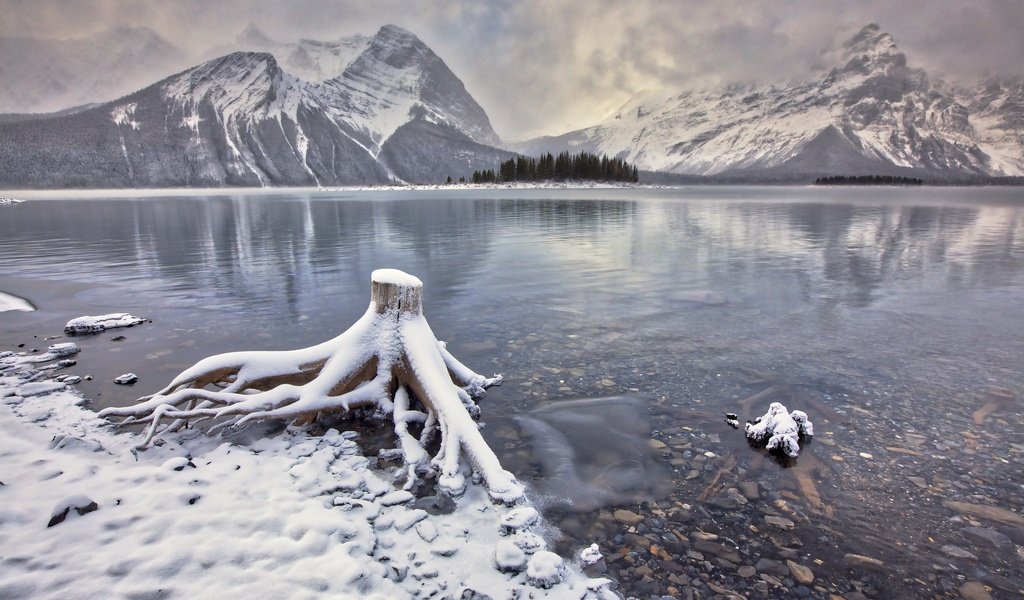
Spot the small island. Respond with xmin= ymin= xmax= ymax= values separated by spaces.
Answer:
xmin=814 ymin=175 xmax=924 ymax=186
xmin=470 ymin=151 xmax=639 ymax=184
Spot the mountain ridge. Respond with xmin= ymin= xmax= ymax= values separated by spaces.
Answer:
xmin=0 ymin=25 xmax=512 ymax=188
xmin=511 ymin=23 xmax=1023 ymax=178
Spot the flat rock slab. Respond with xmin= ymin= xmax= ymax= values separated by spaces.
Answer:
xmin=959 ymin=582 xmax=993 ymax=600
xmin=613 ymin=509 xmax=644 ymax=525
xmin=961 ymin=526 xmax=1014 ymax=551
xmin=943 ymin=501 xmax=1024 ymax=529
xmin=843 ymin=553 xmax=886 ymax=571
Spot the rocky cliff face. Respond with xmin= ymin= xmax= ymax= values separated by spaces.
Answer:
xmin=515 ymin=24 xmax=1021 ymax=179
xmin=0 ymin=25 xmax=509 ymax=188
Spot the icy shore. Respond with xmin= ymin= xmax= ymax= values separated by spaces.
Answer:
xmin=0 ymin=290 xmax=35 ymax=313
xmin=0 ymin=350 xmax=615 ymax=599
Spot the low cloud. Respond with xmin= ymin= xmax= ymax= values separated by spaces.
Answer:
xmin=3 ymin=0 xmax=1021 ymax=139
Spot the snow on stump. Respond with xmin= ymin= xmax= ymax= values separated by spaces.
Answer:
xmin=100 ymin=269 xmax=524 ymax=504
xmin=745 ymin=402 xmax=813 ymax=457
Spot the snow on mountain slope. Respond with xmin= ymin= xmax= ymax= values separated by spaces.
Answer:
xmin=516 ymin=24 xmax=1017 ymax=178
xmin=0 ymin=27 xmax=189 ymax=114
xmin=0 ymin=25 xmax=511 ymax=188
xmin=960 ymin=78 xmax=1024 ymax=175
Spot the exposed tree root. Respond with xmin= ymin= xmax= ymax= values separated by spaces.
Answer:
xmin=100 ymin=269 xmax=524 ymax=504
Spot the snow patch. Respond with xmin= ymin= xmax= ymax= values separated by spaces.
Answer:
xmin=111 ymin=103 xmax=141 ymax=130
xmin=0 ymin=290 xmax=35 ymax=312
xmin=0 ymin=350 xmax=616 ymax=599
xmin=65 ymin=313 xmax=145 ymax=335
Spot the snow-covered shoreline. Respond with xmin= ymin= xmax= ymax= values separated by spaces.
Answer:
xmin=0 ymin=348 xmax=616 ymax=599
xmin=0 ymin=291 xmax=35 ymax=313
xmin=0 ymin=181 xmax=679 ymax=199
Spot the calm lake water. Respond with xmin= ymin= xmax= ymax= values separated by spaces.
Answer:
xmin=2 ymin=187 xmax=1023 ymax=598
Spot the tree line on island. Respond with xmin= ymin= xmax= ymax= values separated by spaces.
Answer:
xmin=468 ymin=151 xmax=639 ymax=184
xmin=814 ymin=175 xmax=923 ymax=186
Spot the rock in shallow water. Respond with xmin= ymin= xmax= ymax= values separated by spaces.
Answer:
xmin=65 ymin=313 xmax=145 ymax=335
xmin=114 ymin=373 xmax=138 ymax=385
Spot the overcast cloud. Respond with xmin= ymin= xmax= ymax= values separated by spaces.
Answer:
xmin=3 ymin=0 xmax=1022 ymax=139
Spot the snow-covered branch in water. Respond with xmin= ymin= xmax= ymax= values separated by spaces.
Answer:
xmin=100 ymin=269 xmax=523 ymax=504
xmin=745 ymin=402 xmax=813 ymax=457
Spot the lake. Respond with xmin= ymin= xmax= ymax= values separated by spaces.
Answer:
xmin=2 ymin=186 xmax=1023 ymax=598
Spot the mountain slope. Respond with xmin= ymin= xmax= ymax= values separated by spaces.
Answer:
xmin=0 ymin=25 xmax=508 ymax=188
xmin=515 ymin=24 xmax=1019 ymax=178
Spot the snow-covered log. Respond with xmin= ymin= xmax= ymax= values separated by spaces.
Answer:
xmin=100 ymin=269 xmax=523 ymax=504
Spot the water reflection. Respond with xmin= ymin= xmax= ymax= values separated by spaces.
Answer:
xmin=2 ymin=187 xmax=1023 ymax=596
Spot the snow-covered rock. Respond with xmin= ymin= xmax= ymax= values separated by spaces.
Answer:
xmin=113 ymin=373 xmax=138 ymax=385
xmin=495 ymin=540 xmax=528 ymax=573
xmin=527 ymin=551 xmax=566 ymax=588
xmin=64 ymin=313 xmax=145 ymax=335
xmin=580 ymin=543 xmax=603 ymax=566
xmin=745 ymin=402 xmax=814 ymax=457
xmin=500 ymin=506 xmax=540 ymax=535
xmin=47 ymin=494 xmax=98 ymax=527
xmin=46 ymin=343 xmax=80 ymax=357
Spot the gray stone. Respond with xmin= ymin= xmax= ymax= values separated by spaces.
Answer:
xmin=940 ymin=544 xmax=977 ymax=560
xmin=765 ymin=515 xmax=796 ymax=529
xmin=958 ymin=582 xmax=992 ymax=600
xmin=843 ymin=553 xmax=886 ymax=571
xmin=613 ymin=509 xmax=644 ymax=525
xmin=961 ymin=527 xmax=1013 ymax=552
xmin=737 ymin=565 xmax=756 ymax=578
xmin=786 ymin=560 xmax=814 ymax=585
xmin=755 ymin=558 xmax=789 ymax=578
xmin=738 ymin=481 xmax=760 ymax=500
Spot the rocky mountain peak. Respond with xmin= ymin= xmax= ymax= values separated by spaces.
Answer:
xmin=838 ymin=23 xmax=907 ymax=73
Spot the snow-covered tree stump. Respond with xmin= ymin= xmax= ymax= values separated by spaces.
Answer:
xmin=100 ymin=269 xmax=524 ymax=504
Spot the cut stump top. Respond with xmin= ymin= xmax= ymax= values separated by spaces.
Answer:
xmin=371 ymin=268 xmax=424 ymax=315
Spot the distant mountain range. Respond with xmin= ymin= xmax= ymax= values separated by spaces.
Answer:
xmin=514 ymin=24 xmax=1024 ymax=180
xmin=0 ymin=25 xmax=510 ymax=187
xmin=0 ymin=23 xmax=1020 ymax=188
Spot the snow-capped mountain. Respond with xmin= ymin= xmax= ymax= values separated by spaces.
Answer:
xmin=515 ymin=24 xmax=1022 ymax=178
xmin=957 ymin=77 xmax=1024 ymax=176
xmin=0 ymin=25 xmax=510 ymax=187
xmin=0 ymin=27 xmax=189 ymax=115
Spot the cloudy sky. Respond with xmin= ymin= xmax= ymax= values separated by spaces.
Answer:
xmin=3 ymin=0 xmax=1022 ymax=139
